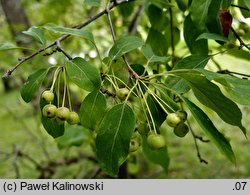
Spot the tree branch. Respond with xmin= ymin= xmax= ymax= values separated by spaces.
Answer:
xmin=56 ymin=40 xmax=72 ymax=60
xmin=187 ymin=120 xmax=209 ymax=164
xmin=12 ymin=145 xmax=20 ymax=179
xmin=217 ymin=69 xmax=250 ymax=78
xmin=231 ymin=27 xmax=250 ymax=51
xmin=2 ymin=0 xmax=131 ymax=79
xmin=231 ymin=4 xmax=250 ymax=11
xmin=106 ymin=2 xmax=140 ymax=80
xmin=128 ymin=5 xmax=145 ymax=35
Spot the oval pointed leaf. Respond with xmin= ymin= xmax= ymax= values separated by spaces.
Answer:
xmin=182 ymin=97 xmax=235 ymax=163
xmin=166 ymin=55 xmax=210 ymax=94
xmin=141 ymin=44 xmax=170 ymax=64
xmin=142 ymin=136 xmax=169 ymax=173
xmin=96 ymin=103 xmax=136 ymax=176
xmin=43 ymin=23 xmax=95 ymax=44
xmin=21 ymin=68 xmax=49 ymax=103
xmin=80 ymin=90 xmax=107 ymax=130
xmin=56 ymin=124 xmax=91 ymax=149
xmin=173 ymin=55 xmax=210 ymax=70
xmin=197 ymin=69 xmax=250 ymax=105
xmin=0 ymin=43 xmax=22 ymax=51
xmin=146 ymin=28 xmax=168 ymax=56
xmin=184 ymin=14 xmax=208 ymax=55
xmin=147 ymin=95 xmax=167 ymax=129
xmin=66 ymin=57 xmax=101 ymax=91
xmin=173 ymin=70 xmax=246 ymax=135
xmin=23 ymin=26 xmax=46 ymax=45
xmin=109 ymin=35 xmax=144 ymax=60
xmin=196 ymin=33 xmax=228 ymax=42
xmin=190 ymin=0 xmax=212 ymax=30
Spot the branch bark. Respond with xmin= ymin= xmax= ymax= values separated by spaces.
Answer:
xmin=2 ymin=0 xmax=132 ymax=79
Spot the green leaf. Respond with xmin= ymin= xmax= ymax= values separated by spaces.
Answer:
xmin=80 ymin=90 xmax=107 ymax=130
xmin=56 ymin=124 xmax=91 ymax=149
xmin=0 ymin=43 xmax=23 ymax=51
xmin=110 ymin=59 xmax=130 ymax=86
xmin=66 ymin=57 xmax=101 ymax=92
xmin=190 ymin=0 xmax=212 ymax=30
xmin=243 ymin=0 xmax=250 ymax=9
xmin=173 ymin=55 xmax=210 ymax=70
xmin=173 ymin=70 xmax=246 ymax=135
xmin=21 ymin=68 xmax=49 ymax=103
xmin=109 ymin=35 xmax=144 ymax=60
xmin=23 ymin=26 xmax=46 ymax=45
xmin=154 ymin=85 xmax=180 ymax=112
xmin=206 ymin=0 xmax=222 ymax=36
xmin=142 ymin=135 xmax=169 ymax=172
xmin=141 ymin=45 xmax=170 ymax=64
xmin=197 ymin=69 xmax=250 ymax=105
xmin=165 ymin=76 xmax=190 ymax=94
xmin=118 ymin=2 xmax=135 ymax=18
xmin=43 ymin=23 xmax=95 ymax=44
xmin=165 ymin=55 xmax=210 ymax=94
xmin=148 ymin=0 xmax=173 ymax=9
xmin=96 ymin=103 xmax=136 ymax=176
xmin=184 ymin=14 xmax=208 ymax=55
xmin=182 ymin=97 xmax=236 ymax=163
xmin=147 ymin=95 xmax=167 ymax=129
xmin=40 ymin=96 xmax=64 ymax=138
xmin=147 ymin=4 xmax=169 ymax=32
xmin=176 ymin=0 xmax=189 ymax=11
xmin=196 ymin=33 xmax=228 ymax=42
xmin=84 ymin=0 xmax=100 ymax=7
xmin=221 ymin=0 xmax=232 ymax=8
xmin=238 ymin=0 xmax=250 ymax=18
xmin=146 ymin=28 xmax=168 ymax=56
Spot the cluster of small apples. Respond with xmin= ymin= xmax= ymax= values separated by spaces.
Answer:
xmin=41 ymin=90 xmax=80 ymax=125
xmin=166 ymin=110 xmax=189 ymax=137
xmin=116 ymin=87 xmax=130 ymax=100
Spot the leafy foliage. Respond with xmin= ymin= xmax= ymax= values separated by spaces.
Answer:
xmin=142 ymin=135 xmax=169 ymax=173
xmin=66 ymin=57 xmax=101 ymax=92
xmin=1 ymin=0 xmax=250 ymax=178
xmin=80 ymin=90 xmax=107 ymax=130
xmin=21 ymin=68 xmax=49 ymax=103
xmin=182 ymin=97 xmax=236 ymax=163
xmin=109 ymin=35 xmax=144 ymax=60
xmin=96 ymin=103 xmax=135 ymax=176
xmin=56 ymin=124 xmax=91 ymax=149
xmin=23 ymin=26 xmax=46 ymax=45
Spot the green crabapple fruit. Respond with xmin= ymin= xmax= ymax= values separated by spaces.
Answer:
xmin=42 ymin=104 xmax=57 ymax=118
xmin=56 ymin=107 xmax=70 ymax=122
xmin=147 ymin=134 xmax=166 ymax=150
xmin=129 ymin=139 xmax=140 ymax=152
xmin=173 ymin=122 xmax=189 ymax=137
xmin=166 ymin=112 xmax=181 ymax=127
xmin=116 ymin=88 xmax=130 ymax=100
xmin=176 ymin=110 xmax=187 ymax=122
xmin=67 ymin=111 xmax=80 ymax=125
xmin=41 ymin=90 xmax=54 ymax=102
